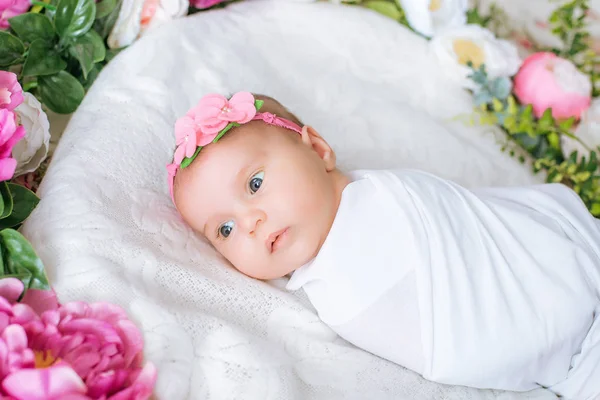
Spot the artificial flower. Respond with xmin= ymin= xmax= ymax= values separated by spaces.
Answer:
xmin=0 ymin=109 xmax=25 ymax=181
xmin=190 ymin=0 xmax=226 ymax=9
xmin=107 ymin=0 xmax=188 ymax=48
xmin=23 ymin=301 xmax=157 ymax=399
xmin=3 ymin=364 xmax=88 ymax=399
xmin=514 ymin=52 xmax=592 ymax=120
xmin=0 ymin=277 xmax=58 ymax=317
xmin=173 ymin=114 xmax=200 ymax=164
xmin=0 ymin=72 xmax=23 ymax=112
xmin=12 ymin=92 xmax=50 ymax=176
xmin=561 ymin=98 xmax=600 ymax=159
xmin=0 ymin=0 xmax=30 ymax=30
xmin=398 ymin=0 xmax=468 ymax=38
xmin=196 ymin=92 xmax=257 ymax=134
xmin=430 ymin=24 xmax=522 ymax=89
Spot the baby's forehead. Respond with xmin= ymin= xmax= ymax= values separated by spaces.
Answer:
xmin=175 ymin=133 xmax=262 ymax=202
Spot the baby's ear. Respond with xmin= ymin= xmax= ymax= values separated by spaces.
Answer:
xmin=301 ymin=126 xmax=336 ymax=172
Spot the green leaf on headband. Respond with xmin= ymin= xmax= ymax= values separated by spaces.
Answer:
xmin=181 ymin=147 xmax=202 ymax=169
xmin=213 ymin=122 xmax=236 ymax=143
xmin=254 ymin=99 xmax=264 ymax=111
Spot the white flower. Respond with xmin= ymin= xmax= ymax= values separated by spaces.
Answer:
xmin=398 ymin=0 xmax=468 ymax=37
xmin=12 ymin=92 xmax=50 ymax=176
xmin=561 ymin=99 xmax=600 ymax=159
xmin=108 ymin=0 xmax=188 ymax=49
xmin=430 ymin=24 xmax=522 ymax=89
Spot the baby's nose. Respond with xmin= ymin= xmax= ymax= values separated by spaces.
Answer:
xmin=241 ymin=208 xmax=267 ymax=235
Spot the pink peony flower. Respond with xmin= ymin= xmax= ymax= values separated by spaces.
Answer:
xmin=513 ymin=52 xmax=592 ymax=120
xmin=0 ymin=109 xmax=25 ymax=181
xmin=0 ymin=296 xmax=38 ymax=384
xmin=195 ymin=92 xmax=257 ymax=135
xmin=21 ymin=301 xmax=157 ymax=400
xmin=3 ymin=363 xmax=88 ymax=399
xmin=190 ymin=0 xmax=226 ymax=9
xmin=0 ymin=278 xmax=155 ymax=400
xmin=0 ymin=278 xmax=58 ymax=316
xmin=0 ymin=72 xmax=23 ymax=111
xmin=0 ymin=0 xmax=30 ymax=30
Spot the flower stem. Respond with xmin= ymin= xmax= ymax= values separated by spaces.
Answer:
xmin=30 ymin=0 xmax=57 ymax=11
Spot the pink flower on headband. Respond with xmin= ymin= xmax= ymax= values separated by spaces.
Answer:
xmin=196 ymin=92 xmax=257 ymax=134
xmin=173 ymin=114 xmax=200 ymax=164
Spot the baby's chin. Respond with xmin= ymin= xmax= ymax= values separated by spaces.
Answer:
xmin=233 ymin=258 xmax=304 ymax=281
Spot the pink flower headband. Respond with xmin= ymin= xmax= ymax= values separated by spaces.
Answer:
xmin=167 ymin=92 xmax=302 ymax=201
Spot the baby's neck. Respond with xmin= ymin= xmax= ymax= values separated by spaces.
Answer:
xmin=331 ymin=169 xmax=351 ymax=206
xmin=319 ymin=168 xmax=350 ymax=248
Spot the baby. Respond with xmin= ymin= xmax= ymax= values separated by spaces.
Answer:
xmin=168 ymin=92 xmax=600 ymax=399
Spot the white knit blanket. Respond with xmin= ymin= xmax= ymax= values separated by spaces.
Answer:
xmin=23 ymin=1 xmax=558 ymax=398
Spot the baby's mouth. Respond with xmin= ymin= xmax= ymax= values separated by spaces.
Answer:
xmin=267 ymin=228 xmax=289 ymax=253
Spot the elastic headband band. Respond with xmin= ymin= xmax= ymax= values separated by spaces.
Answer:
xmin=167 ymin=92 xmax=302 ymax=202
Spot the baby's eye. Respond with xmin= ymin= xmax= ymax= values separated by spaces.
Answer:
xmin=218 ymin=220 xmax=235 ymax=238
xmin=249 ymin=171 xmax=264 ymax=194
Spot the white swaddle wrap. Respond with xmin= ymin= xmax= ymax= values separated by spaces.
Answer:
xmin=287 ymin=169 xmax=600 ymax=399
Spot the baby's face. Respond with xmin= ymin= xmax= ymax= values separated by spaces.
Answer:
xmin=174 ymin=122 xmax=346 ymax=280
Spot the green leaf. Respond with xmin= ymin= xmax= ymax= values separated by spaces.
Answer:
xmin=0 ymin=182 xmax=13 ymax=219
xmin=547 ymin=132 xmax=560 ymax=150
xmin=0 ymin=184 xmax=40 ymax=229
xmin=254 ymin=99 xmax=264 ymax=111
xmin=591 ymin=202 xmax=600 ymax=216
xmin=38 ymin=71 xmax=85 ymax=114
xmin=55 ymin=0 xmax=96 ymax=40
xmin=490 ymin=77 xmax=512 ymax=100
xmin=538 ymin=108 xmax=555 ymax=131
xmin=568 ymin=150 xmax=578 ymax=164
xmin=474 ymin=90 xmax=493 ymax=106
xmin=559 ymin=117 xmax=576 ymax=131
xmin=0 ymin=228 xmax=49 ymax=290
xmin=22 ymin=39 xmax=67 ymax=77
xmin=80 ymin=62 xmax=101 ymax=90
xmin=95 ymin=0 xmax=116 ymax=19
xmin=587 ymin=151 xmax=598 ymax=172
xmin=0 ymin=32 xmax=25 ymax=66
xmin=86 ymin=29 xmax=105 ymax=63
xmin=104 ymin=47 xmax=122 ymax=63
xmin=68 ymin=30 xmax=105 ymax=78
xmin=492 ymin=98 xmax=504 ymax=112
xmin=8 ymin=13 xmax=56 ymax=44
xmin=364 ymin=1 xmax=402 ymax=20
xmin=180 ymin=147 xmax=202 ymax=169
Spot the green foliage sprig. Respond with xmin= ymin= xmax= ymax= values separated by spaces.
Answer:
xmin=0 ymin=0 xmax=122 ymax=114
xmin=548 ymin=0 xmax=600 ymax=96
xmin=467 ymin=64 xmax=600 ymax=216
